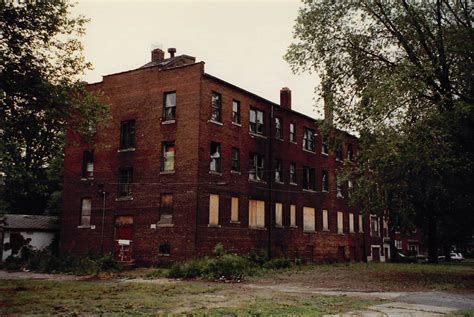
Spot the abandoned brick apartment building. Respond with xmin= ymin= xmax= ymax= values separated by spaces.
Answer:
xmin=60 ymin=47 xmax=391 ymax=265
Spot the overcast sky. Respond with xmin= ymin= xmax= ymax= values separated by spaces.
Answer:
xmin=72 ymin=0 xmax=323 ymax=119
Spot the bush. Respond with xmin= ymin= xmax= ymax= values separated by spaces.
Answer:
xmin=262 ymin=258 xmax=291 ymax=270
xmin=245 ymin=249 xmax=268 ymax=265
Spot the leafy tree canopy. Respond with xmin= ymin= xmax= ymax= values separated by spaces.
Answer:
xmin=0 ymin=0 xmax=107 ymax=215
xmin=286 ymin=0 xmax=473 ymax=262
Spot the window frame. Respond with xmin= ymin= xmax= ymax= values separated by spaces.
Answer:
xmin=249 ymin=199 xmax=265 ymax=228
xmin=303 ymin=128 xmax=315 ymax=152
xmin=119 ymin=120 xmax=135 ymax=150
xmin=210 ymin=92 xmax=222 ymax=123
xmin=322 ymin=209 xmax=329 ymax=231
xmin=274 ymin=159 xmax=283 ymax=183
xmin=163 ymin=91 xmax=176 ymax=122
xmin=159 ymin=193 xmax=173 ymax=224
xmin=80 ymin=198 xmax=92 ymax=227
xmin=231 ymin=147 xmax=240 ymax=172
xmin=289 ymin=123 xmax=296 ymax=143
xmin=232 ymin=99 xmax=241 ymax=124
xmin=249 ymin=108 xmax=265 ymax=135
xmin=209 ymin=194 xmax=220 ymax=226
xmin=347 ymin=143 xmax=353 ymax=161
xmin=322 ymin=170 xmax=329 ymax=192
xmin=117 ymin=167 xmax=133 ymax=198
xmin=303 ymin=166 xmax=315 ymax=191
xmin=289 ymin=162 xmax=297 ymax=184
xmin=82 ymin=150 xmax=94 ymax=179
xmin=337 ymin=211 xmax=344 ymax=234
xmin=303 ymin=207 xmax=315 ymax=232
xmin=275 ymin=202 xmax=283 ymax=227
xmin=321 ymin=135 xmax=329 ymax=155
xmin=249 ymin=152 xmax=265 ymax=181
xmin=210 ymin=142 xmax=221 ymax=173
xmin=161 ymin=142 xmax=175 ymax=172
xmin=275 ymin=117 xmax=283 ymax=139
xmin=290 ymin=204 xmax=296 ymax=227
xmin=231 ymin=197 xmax=239 ymax=223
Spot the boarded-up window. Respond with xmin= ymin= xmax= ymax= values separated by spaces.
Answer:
xmin=323 ymin=209 xmax=329 ymax=230
xmin=290 ymin=204 xmax=296 ymax=227
xmin=231 ymin=197 xmax=239 ymax=222
xmin=249 ymin=199 xmax=265 ymax=228
xmin=337 ymin=211 xmax=344 ymax=233
xmin=160 ymin=194 xmax=173 ymax=224
xmin=303 ymin=207 xmax=315 ymax=232
xmin=80 ymin=198 xmax=91 ymax=226
xmin=275 ymin=203 xmax=283 ymax=227
xmin=349 ymin=213 xmax=354 ymax=233
xmin=209 ymin=194 xmax=219 ymax=225
xmin=359 ymin=214 xmax=364 ymax=233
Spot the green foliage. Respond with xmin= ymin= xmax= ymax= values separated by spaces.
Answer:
xmin=262 ymin=258 xmax=292 ymax=270
xmin=0 ymin=0 xmax=108 ymax=215
xmin=286 ymin=0 xmax=474 ymax=261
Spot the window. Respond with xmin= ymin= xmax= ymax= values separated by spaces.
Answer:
xmin=322 ymin=170 xmax=329 ymax=192
xmin=210 ymin=142 xmax=221 ymax=173
xmin=249 ymin=153 xmax=264 ymax=181
xmin=303 ymin=166 xmax=315 ymax=191
xmin=303 ymin=207 xmax=315 ymax=232
xmin=80 ymin=198 xmax=91 ymax=226
xmin=160 ymin=194 xmax=173 ymax=224
xmin=249 ymin=108 xmax=264 ymax=135
xmin=120 ymin=120 xmax=135 ymax=150
xmin=395 ymin=240 xmax=402 ymax=249
xmin=117 ymin=167 xmax=133 ymax=198
xmin=290 ymin=123 xmax=296 ymax=143
xmin=359 ymin=214 xmax=364 ymax=233
xmin=370 ymin=216 xmax=379 ymax=237
xmin=348 ymin=179 xmax=353 ymax=198
xmin=158 ymin=243 xmax=171 ymax=255
xmin=321 ymin=135 xmax=328 ymax=155
xmin=275 ymin=203 xmax=283 ymax=227
xmin=163 ymin=92 xmax=176 ymax=121
xmin=303 ymin=128 xmax=315 ymax=152
xmin=249 ymin=199 xmax=265 ymax=228
xmin=347 ymin=143 xmax=353 ymax=161
xmin=209 ymin=194 xmax=219 ymax=225
xmin=211 ymin=92 xmax=222 ymax=122
xmin=337 ymin=211 xmax=343 ymax=234
xmin=290 ymin=204 xmax=296 ymax=227
xmin=336 ymin=144 xmax=343 ymax=161
xmin=161 ymin=142 xmax=175 ymax=172
xmin=349 ymin=213 xmax=354 ymax=233
xmin=231 ymin=197 xmax=239 ymax=222
xmin=336 ymin=178 xmax=344 ymax=198
xmin=275 ymin=117 xmax=283 ymax=139
xmin=231 ymin=147 xmax=240 ymax=172
xmin=289 ymin=162 xmax=296 ymax=184
xmin=274 ymin=159 xmax=283 ymax=183
xmin=82 ymin=150 xmax=94 ymax=179
xmin=323 ymin=209 xmax=329 ymax=231
xmin=232 ymin=100 xmax=241 ymax=124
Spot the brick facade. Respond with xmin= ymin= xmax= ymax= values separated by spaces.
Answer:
xmin=60 ymin=48 xmax=387 ymax=265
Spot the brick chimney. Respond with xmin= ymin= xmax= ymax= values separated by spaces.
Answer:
xmin=151 ymin=48 xmax=164 ymax=62
xmin=322 ymin=81 xmax=334 ymax=126
xmin=280 ymin=87 xmax=291 ymax=109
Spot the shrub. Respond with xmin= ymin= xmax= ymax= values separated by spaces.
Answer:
xmin=245 ymin=249 xmax=268 ymax=265
xmin=262 ymin=258 xmax=291 ymax=270
xmin=205 ymin=254 xmax=252 ymax=280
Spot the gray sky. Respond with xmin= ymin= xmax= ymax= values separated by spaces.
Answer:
xmin=73 ymin=0 xmax=322 ymax=119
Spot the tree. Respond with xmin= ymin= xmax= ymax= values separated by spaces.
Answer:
xmin=286 ymin=0 xmax=474 ymax=262
xmin=0 ymin=1 xmax=107 ymax=216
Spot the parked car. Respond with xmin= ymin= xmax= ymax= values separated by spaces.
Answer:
xmin=398 ymin=252 xmax=418 ymax=263
xmin=450 ymin=252 xmax=464 ymax=261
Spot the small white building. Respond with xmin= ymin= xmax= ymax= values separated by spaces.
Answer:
xmin=0 ymin=214 xmax=58 ymax=261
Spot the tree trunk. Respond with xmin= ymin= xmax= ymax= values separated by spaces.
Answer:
xmin=427 ymin=215 xmax=438 ymax=263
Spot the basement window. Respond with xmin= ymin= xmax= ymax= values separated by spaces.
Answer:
xmin=158 ymin=243 xmax=171 ymax=256
xmin=210 ymin=142 xmax=221 ymax=173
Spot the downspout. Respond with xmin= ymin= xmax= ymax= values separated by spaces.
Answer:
xmin=100 ymin=190 xmax=107 ymax=254
xmin=267 ymin=104 xmax=274 ymax=259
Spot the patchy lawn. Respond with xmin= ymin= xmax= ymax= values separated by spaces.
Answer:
xmin=0 ymin=279 xmax=380 ymax=315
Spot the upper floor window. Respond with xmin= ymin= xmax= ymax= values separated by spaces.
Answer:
xmin=117 ymin=167 xmax=133 ymax=198
xmin=275 ymin=117 xmax=283 ymax=139
xmin=289 ymin=162 xmax=296 ymax=184
xmin=322 ymin=170 xmax=329 ymax=192
xmin=159 ymin=193 xmax=173 ymax=224
xmin=249 ymin=108 xmax=264 ymax=135
xmin=161 ymin=142 xmax=175 ymax=172
xmin=336 ymin=178 xmax=344 ymax=198
xmin=80 ymin=198 xmax=91 ymax=227
xmin=82 ymin=150 xmax=94 ymax=179
xmin=210 ymin=142 xmax=221 ymax=173
xmin=321 ymin=135 xmax=329 ymax=155
xmin=290 ymin=123 xmax=296 ymax=143
xmin=232 ymin=100 xmax=241 ymax=124
xmin=303 ymin=128 xmax=315 ymax=152
xmin=348 ymin=179 xmax=353 ymax=198
xmin=347 ymin=143 xmax=353 ymax=161
xmin=120 ymin=120 xmax=135 ymax=150
xmin=211 ymin=92 xmax=222 ymax=122
xmin=163 ymin=92 xmax=176 ymax=121
xmin=231 ymin=147 xmax=240 ymax=172
xmin=274 ymin=159 xmax=283 ymax=183
xmin=249 ymin=152 xmax=264 ymax=181
xmin=370 ymin=216 xmax=380 ymax=237
xmin=336 ymin=144 xmax=343 ymax=161
xmin=303 ymin=166 xmax=315 ymax=191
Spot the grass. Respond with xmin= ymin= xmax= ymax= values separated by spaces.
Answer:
xmin=447 ymin=309 xmax=474 ymax=317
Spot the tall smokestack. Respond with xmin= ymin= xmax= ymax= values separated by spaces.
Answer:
xmin=322 ymin=77 xmax=334 ymax=126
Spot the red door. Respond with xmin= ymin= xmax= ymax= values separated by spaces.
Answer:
xmin=115 ymin=216 xmax=133 ymax=262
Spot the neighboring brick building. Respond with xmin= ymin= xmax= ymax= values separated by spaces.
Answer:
xmin=60 ymin=48 xmax=389 ymax=265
